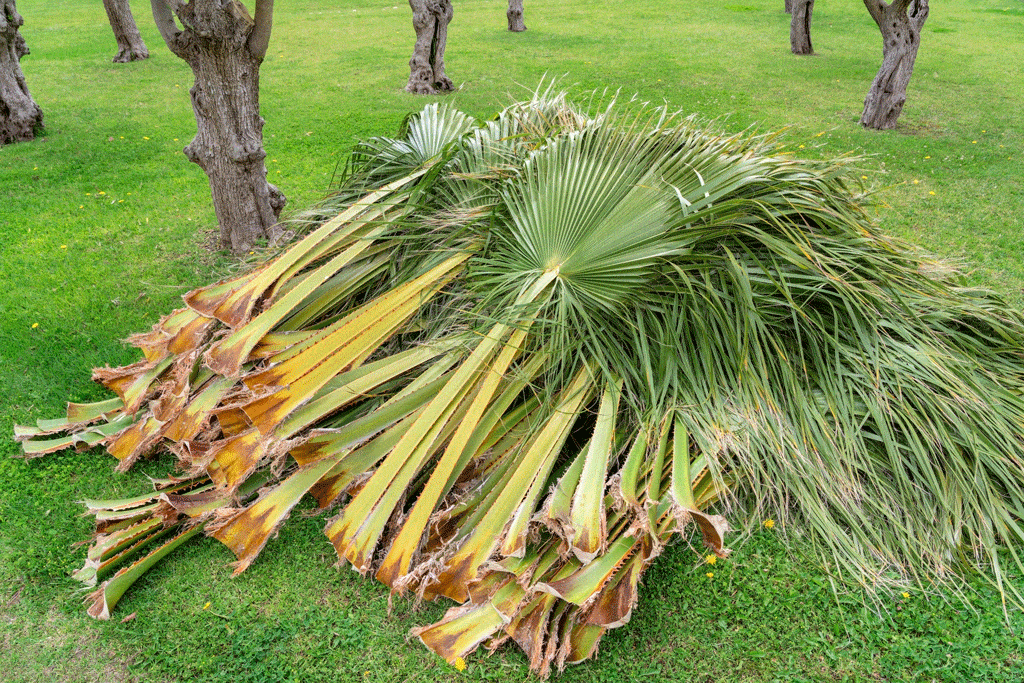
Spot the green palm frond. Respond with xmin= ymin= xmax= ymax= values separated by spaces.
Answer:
xmin=17 ymin=86 xmax=1024 ymax=676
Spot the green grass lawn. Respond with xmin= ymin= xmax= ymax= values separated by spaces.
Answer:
xmin=2 ymin=0 xmax=1023 ymax=680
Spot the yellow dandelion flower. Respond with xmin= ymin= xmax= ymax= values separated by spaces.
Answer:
xmin=98 ymin=191 xmax=106 ymax=195
xmin=453 ymin=656 xmax=467 ymax=671
xmin=705 ymin=554 xmax=717 ymax=565
xmin=924 ymin=155 xmax=931 ymax=159
xmin=901 ymin=592 xmax=910 ymax=599
xmin=706 ymin=572 xmax=714 ymax=579
xmin=861 ymin=175 xmax=868 ymax=180
xmin=912 ymin=179 xmax=919 ymax=184
xmin=31 ymin=322 xmax=39 ymax=329
xmin=798 ymin=144 xmax=805 ymax=149
xmin=143 ymin=136 xmax=150 ymax=140
xmin=60 ymin=244 xmax=67 ymax=249
xmin=764 ymin=519 xmax=776 ymax=529
xmin=929 ymin=191 xmax=936 ymax=195
xmin=202 ymin=601 xmax=211 ymax=610
xmin=972 ymin=140 xmax=977 ymax=144
xmin=79 ymin=205 xmax=84 ymax=209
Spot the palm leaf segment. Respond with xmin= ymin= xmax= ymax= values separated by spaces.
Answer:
xmin=17 ymin=89 xmax=1024 ymax=675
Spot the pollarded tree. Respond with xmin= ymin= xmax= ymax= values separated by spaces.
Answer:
xmin=507 ymin=0 xmax=525 ymax=31
xmin=0 ymin=0 xmax=43 ymax=144
xmin=103 ymin=0 xmax=149 ymax=63
xmin=407 ymin=0 xmax=453 ymax=94
xmin=151 ymin=0 xmax=285 ymax=253
xmin=860 ymin=0 xmax=929 ymax=129
xmin=790 ymin=0 xmax=813 ymax=55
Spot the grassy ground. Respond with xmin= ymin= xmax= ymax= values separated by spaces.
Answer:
xmin=1 ymin=0 xmax=1023 ymax=680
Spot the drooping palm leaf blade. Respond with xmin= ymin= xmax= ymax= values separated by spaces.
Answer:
xmin=16 ymin=86 xmax=1024 ymax=676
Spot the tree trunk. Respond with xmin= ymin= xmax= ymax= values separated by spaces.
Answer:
xmin=406 ymin=0 xmax=453 ymax=94
xmin=507 ymin=0 xmax=525 ymax=32
xmin=151 ymin=0 xmax=284 ymax=253
xmin=789 ymin=0 xmax=813 ymax=55
xmin=0 ymin=0 xmax=43 ymax=144
xmin=103 ymin=0 xmax=149 ymax=62
xmin=784 ymin=0 xmax=793 ymax=14
xmin=860 ymin=0 xmax=929 ymax=130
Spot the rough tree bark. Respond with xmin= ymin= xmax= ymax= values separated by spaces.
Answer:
xmin=406 ymin=0 xmax=453 ymax=94
xmin=103 ymin=0 xmax=149 ymax=62
xmin=860 ymin=0 xmax=929 ymax=130
xmin=151 ymin=0 xmax=284 ymax=253
xmin=785 ymin=0 xmax=793 ymax=14
xmin=790 ymin=0 xmax=813 ymax=55
xmin=507 ymin=0 xmax=525 ymax=32
xmin=0 ymin=0 xmax=43 ymax=144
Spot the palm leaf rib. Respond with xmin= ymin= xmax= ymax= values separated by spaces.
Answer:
xmin=16 ymin=87 xmax=1024 ymax=675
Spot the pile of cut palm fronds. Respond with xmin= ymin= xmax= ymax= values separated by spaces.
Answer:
xmin=17 ymin=87 xmax=1024 ymax=676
